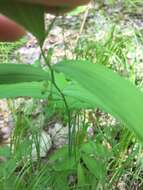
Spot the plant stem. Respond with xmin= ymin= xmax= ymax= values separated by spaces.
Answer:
xmin=39 ymin=17 xmax=72 ymax=155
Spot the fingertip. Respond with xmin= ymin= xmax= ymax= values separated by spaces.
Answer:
xmin=0 ymin=15 xmax=26 ymax=42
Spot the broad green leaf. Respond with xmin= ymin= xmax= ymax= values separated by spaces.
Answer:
xmin=54 ymin=174 xmax=70 ymax=190
xmin=0 ymin=79 xmax=97 ymax=107
xmin=1 ymin=159 xmax=17 ymax=177
xmin=0 ymin=65 xmax=97 ymax=107
xmin=49 ymin=147 xmax=75 ymax=171
xmin=82 ymin=154 xmax=105 ymax=180
xmin=0 ymin=82 xmax=48 ymax=98
xmin=54 ymin=96 xmax=92 ymax=110
xmin=49 ymin=146 xmax=68 ymax=162
xmin=77 ymin=163 xmax=86 ymax=188
xmin=0 ymin=146 xmax=11 ymax=158
xmin=53 ymin=72 xmax=97 ymax=108
xmin=52 ymin=157 xmax=75 ymax=171
xmin=0 ymin=64 xmax=49 ymax=84
xmin=54 ymin=61 xmax=143 ymax=140
xmin=0 ymin=1 xmax=45 ymax=44
xmin=81 ymin=141 xmax=111 ymax=161
xmin=63 ymin=83 xmax=98 ymax=109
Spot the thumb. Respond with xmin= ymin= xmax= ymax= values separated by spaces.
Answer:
xmin=0 ymin=15 xmax=25 ymax=41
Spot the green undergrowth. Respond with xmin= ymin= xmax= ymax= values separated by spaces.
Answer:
xmin=0 ymin=38 xmax=26 ymax=63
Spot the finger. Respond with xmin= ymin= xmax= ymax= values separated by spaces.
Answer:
xmin=0 ymin=15 xmax=25 ymax=41
xmin=45 ymin=6 xmax=77 ymax=15
xmin=17 ymin=0 xmax=90 ymax=15
xmin=17 ymin=0 xmax=90 ymax=7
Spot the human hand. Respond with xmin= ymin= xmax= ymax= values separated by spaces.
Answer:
xmin=0 ymin=0 xmax=90 ymax=41
xmin=18 ymin=0 xmax=90 ymax=9
xmin=0 ymin=15 xmax=25 ymax=42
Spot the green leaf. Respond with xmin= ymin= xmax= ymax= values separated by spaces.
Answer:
xmin=82 ymin=154 xmax=105 ymax=181
xmin=0 ymin=1 xmax=45 ymax=44
xmin=54 ymin=173 xmax=70 ymax=190
xmin=63 ymin=83 xmax=98 ymax=109
xmin=40 ymin=72 xmax=97 ymax=109
xmin=54 ymin=72 xmax=97 ymax=109
xmin=0 ymin=64 xmax=49 ymax=84
xmin=0 ymin=146 xmax=11 ymax=158
xmin=49 ymin=147 xmax=76 ymax=171
xmin=52 ymin=157 xmax=75 ymax=171
xmin=0 ymin=82 xmax=48 ymax=99
xmin=49 ymin=146 xmax=68 ymax=162
xmin=81 ymin=141 xmax=111 ymax=159
xmin=54 ymin=60 xmax=143 ymax=140
xmin=77 ymin=163 xmax=86 ymax=188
